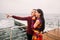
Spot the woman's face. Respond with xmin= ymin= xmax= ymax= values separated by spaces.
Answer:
xmin=35 ymin=11 xmax=41 ymax=17
xmin=31 ymin=10 xmax=36 ymax=16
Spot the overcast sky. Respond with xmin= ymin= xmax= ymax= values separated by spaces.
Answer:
xmin=0 ymin=0 xmax=60 ymax=16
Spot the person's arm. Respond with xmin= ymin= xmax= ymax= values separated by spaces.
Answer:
xmin=33 ymin=20 xmax=41 ymax=28
xmin=33 ymin=20 xmax=42 ymax=33
xmin=12 ymin=15 xmax=29 ymax=20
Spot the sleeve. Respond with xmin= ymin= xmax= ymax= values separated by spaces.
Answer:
xmin=12 ymin=15 xmax=30 ymax=20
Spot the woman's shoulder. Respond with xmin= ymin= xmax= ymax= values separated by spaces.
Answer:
xmin=37 ymin=18 xmax=42 ymax=23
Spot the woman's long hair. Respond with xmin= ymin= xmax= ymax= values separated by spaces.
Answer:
xmin=36 ymin=9 xmax=45 ymax=31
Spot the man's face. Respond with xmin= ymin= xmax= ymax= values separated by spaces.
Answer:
xmin=31 ymin=10 xmax=36 ymax=16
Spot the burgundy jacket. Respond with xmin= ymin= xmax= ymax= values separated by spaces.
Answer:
xmin=12 ymin=15 xmax=33 ymax=35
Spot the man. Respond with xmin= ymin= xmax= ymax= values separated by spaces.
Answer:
xmin=6 ymin=9 xmax=36 ymax=40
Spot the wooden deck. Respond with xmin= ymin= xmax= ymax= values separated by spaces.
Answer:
xmin=43 ymin=28 xmax=60 ymax=40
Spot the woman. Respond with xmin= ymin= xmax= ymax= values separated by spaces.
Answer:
xmin=32 ymin=9 xmax=45 ymax=40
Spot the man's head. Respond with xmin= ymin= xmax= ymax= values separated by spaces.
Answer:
xmin=31 ymin=9 xmax=36 ymax=16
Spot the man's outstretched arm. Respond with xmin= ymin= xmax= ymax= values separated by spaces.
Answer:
xmin=12 ymin=15 xmax=29 ymax=20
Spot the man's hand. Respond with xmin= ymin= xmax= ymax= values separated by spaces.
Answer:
xmin=6 ymin=14 xmax=12 ymax=18
xmin=32 ymin=16 xmax=36 ymax=20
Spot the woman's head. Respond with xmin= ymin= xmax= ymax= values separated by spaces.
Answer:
xmin=31 ymin=9 xmax=36 ymax=16
xmin=35 ymin=9 xmax=44 ymax=18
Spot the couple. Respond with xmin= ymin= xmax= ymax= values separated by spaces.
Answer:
xmin=7 ymin=9 xmax=45 ymax=40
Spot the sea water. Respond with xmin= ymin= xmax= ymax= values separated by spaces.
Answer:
xmin=0 ymin=19 xmax=27 ymax=40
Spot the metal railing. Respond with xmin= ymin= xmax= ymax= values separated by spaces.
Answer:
xmin=0 ymin=26 xmax=27 ymax=40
